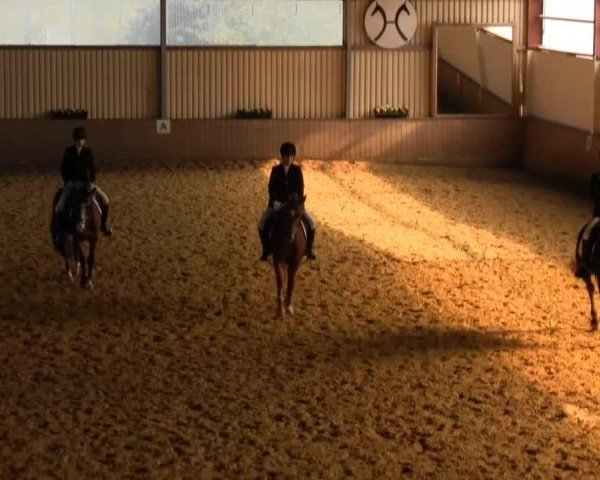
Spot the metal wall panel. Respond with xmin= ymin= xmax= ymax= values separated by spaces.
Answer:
xmin=0 ymin=48 xmax=158 ymax=119
xmin=351 ymin=48 xmax=431 ymax=118
xmin=167 ymin=48 xmax=345 ymax=119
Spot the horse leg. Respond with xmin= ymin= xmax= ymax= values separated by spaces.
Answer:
xmin=87 ymin=240 xmax=96 ymax=286
xmin=60 ymin=233 xmax=75 ymax=282
xmin=585 ymin=274 xmax=598 ymax=331
xmin=273 ymin=260 xmax=285 ymax=318
xmin=76 ymin=242 xmax=91 ymax=289
xmin=285 ymin=263 xmax=298 ymax=316
xmin=63 ymin=256 xmax=74 ymax=282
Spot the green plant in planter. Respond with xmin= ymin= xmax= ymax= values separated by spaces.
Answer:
xmin=373 ymin=105 xmax=409 ymax=118
xmin=236 ymin=108 xmax=273 ymax=119
xmin=50 ymin=109 xmax=89 ymax=120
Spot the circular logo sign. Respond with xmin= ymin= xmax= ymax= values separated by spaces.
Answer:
xmin=365 ymin=0 xmax=418 ymax=49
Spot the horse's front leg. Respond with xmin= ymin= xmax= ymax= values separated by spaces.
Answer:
xmin=59 ymin=233 xmax=75 ymax=282
xmin=87 ymin=239 xmax=97 ymax=285
xmin=585 ymin=275 xmax=598 ymax=331
xmin=76 ymin=242 xmax=92 ymax=290
xmin=63 ymin=256 xmax=74 ymax=283
xmin=273 ymin=260 xmax=285 ymax=318
xmin=285 ymin=262 xmax=298 ymax=316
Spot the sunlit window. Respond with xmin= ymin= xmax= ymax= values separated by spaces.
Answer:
xmin=483 ymin=26 xmax=513 ymax=42
xmin=166 ymin=0 xmax=343 ymax=46
xmin=0 ymin=0 xmax=160 ymax=45
xmin=542 ymin=0 xmax=594 ymax=55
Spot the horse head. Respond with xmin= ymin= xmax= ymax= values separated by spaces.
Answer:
xmin=285 ymin=194 xmax=306 ymax=243
xmin=71 ymin=183 xmax=97 ymax=234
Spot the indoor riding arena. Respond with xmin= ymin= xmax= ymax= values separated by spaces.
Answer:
xmin=3 ymin=1 xmax=600 ymax=478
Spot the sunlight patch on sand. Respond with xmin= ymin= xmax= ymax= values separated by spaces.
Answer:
xmin=563 ymin=403 xmax=600 ymax=429
xmin=264 ymin=162 xmax=538 ymax=262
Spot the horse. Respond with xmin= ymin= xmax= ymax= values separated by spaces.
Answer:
xmin=51 ymin=184 xmax=101 ymax=289
xmin=270 ymin=194 xmax=308 ymax=317
xmin=575 ymin=218 xmax=600 ymax=330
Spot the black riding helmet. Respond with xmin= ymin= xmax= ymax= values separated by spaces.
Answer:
xmin=72 ymin=127 xmax=87 ymax=140
xmin=280 ymin=141 xmax=296 ymax=157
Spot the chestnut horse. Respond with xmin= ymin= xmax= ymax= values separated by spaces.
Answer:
xmin=51 ymin=185 xmax=101 ymax=289
xmin=270 ymin=194 xmax=308 ymax=317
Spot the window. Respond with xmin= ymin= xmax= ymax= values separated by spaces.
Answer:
xmin=483 ymin=26 xmax=513 ymax=42
xmin=0 ymin=0 xmax=160 ymax=45
xmin=166 ymin=0 xmax=343 ymax=46
xmin=542 ymin=0 xmax=594 ymax=55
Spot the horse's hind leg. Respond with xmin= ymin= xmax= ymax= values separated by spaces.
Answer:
xmin=585 ymin=275 xmax=598 ymax=331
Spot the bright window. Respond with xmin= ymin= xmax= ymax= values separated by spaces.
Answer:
xmin=483 ymin=26 xmax=513 ymax=42
xmin=542 ymin=0 xmax=594 ymax=55
xmin=0 ymin=0 xmax=160 ymax=45
xmin=166 ymin=0 xmax=343 ymax=46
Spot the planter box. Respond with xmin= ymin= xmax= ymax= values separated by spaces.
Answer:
xmin=50 ymin=109 xmax=89 ymax=120
xmin=236 ymin=109 xmax=273 ymax=119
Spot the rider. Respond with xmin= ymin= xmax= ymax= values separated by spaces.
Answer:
xmin=55 ymin=127 xmax=112 ymax=236
xmin=258 ymin=141 xmax=317 ymax=261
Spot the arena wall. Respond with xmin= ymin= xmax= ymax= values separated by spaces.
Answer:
xmin=0 ymin=0 xmax=528 ymax=169
xmin=0 ymin=117 xmax=522 ymax=171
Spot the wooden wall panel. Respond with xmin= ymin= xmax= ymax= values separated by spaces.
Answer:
xmin=0 ymin=48 xmax=158 ymax=119
xmin=0 ymin=118 xmax=522 ymax=170
xmin=167 ymin=49 xmax=345 ymax=119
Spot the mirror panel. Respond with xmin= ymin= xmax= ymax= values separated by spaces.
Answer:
xmin=433 ymin=24 xmax=516 ymax=116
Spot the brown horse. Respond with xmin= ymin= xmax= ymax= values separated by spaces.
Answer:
xmin=270 ymin=194 xmax=308 ymax=317
xmin=51 ymin=185 xmax=101 ymax=289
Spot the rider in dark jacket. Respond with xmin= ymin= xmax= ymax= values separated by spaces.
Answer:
xmin=55 ymin=127 xmax=112 ymax=235
xmin=258 ymin=142 xmax=317 ymax=261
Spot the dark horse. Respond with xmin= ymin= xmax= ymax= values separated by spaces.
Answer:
xmin=270 ymin=194 xmax=308 ymax=317
xmin=575 ymin=218 xmax=600 ymax=330
xmin=51 ymin=185 xmax=101 ymax=289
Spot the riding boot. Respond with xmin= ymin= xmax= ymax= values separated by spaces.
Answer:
xmin=259 ymin=229 xmax=270 ymax=261
xmin=101 ymin=204 xmax=113 ymax=236
xmin=306 ymin=228 xmax=317 ymax=260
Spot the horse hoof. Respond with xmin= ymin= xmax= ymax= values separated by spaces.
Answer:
xmin=592 ymin=321 xmax=598 ymax=332
xmin=66 ymin=271 xmax=74 ymax=283
xmin=82 ymin=280 xmax=93 ymax=290
xmin=285 ymin=305 xmax=295 ymax=316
